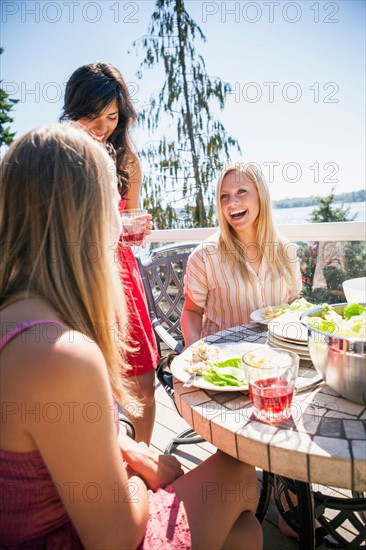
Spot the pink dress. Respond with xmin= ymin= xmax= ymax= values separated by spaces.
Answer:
xmin=0 ymin=321 xmax=191 ymax=549
xmin=118 ymin=200 xmax=159 ymax=377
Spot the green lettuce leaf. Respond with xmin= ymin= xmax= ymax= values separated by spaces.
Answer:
xmin=212 ymin=357 xmax=242 ymax=369
xmin=307 ymin=304 xmax=366 ymax=338
xmin=343 ymin=303 xmax=366 ymax=319
xmin=307 ymin=318 xmax=337 ymax=334
xmin=202 ymin=357 xmax=245 ymax=386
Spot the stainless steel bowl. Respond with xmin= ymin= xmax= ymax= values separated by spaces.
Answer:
xmin=301 ymin=303 xmax=366 ymax=405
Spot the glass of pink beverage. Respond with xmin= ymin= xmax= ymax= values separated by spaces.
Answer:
xmin=242 ymin=348 xmax=299 ymax=424
xmin=120 ymin=209 xmax=147 ymax=246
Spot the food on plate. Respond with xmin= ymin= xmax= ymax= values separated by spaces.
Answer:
xmin=343 ymin=302 xmax=365 ymax=319
xmin=185 ymin=341 xmax=219 ymax=374
xmin=262 ymin=298 xmax=318 ymax=320
xmin=243 ymin=349 xmax=292 ymax=369
xmin=201 ymin=358 xmax=245 ymax=387
xmin=305 ymin=303 xmax=366 ymax=338
xmin=184 ymin=342 xmax=245 ymax=386
xmin=262 ymin=305 xmax=288 ymax=320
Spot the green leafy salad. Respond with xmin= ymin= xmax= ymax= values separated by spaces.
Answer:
xmin=263 ymin=298 xmax=319 ymax=320
xmin=201 ymin=357 xmax=245 ymax=387
xmin=185 ymin=342 xmax=247 ymax=387
xmin=306 ymin=303 xmax=366 ymax=339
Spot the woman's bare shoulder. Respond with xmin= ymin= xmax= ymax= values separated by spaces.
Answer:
xmin=5 ymin=327 xmax=109 ymax=400
xmin=46 ymin=329 xmax=107 ymax=382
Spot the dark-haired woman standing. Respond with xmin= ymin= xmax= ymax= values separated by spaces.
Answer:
xmin=61 ymin=62 xmax=159 ymax=443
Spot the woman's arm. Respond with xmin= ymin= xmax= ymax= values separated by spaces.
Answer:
xmin=287 ymin=244 xmax=303 ymax=302
xmin=118 ymin=434 xmax=184 ymax=491
xmin=24 ymin=331 xmax=149 ymax=549
xmin=124 ymin=154 xmax=152 ymax=241
xmin=125 ymin=154 xmax=142 ymax=209
xmin=181 ymin=294 xmax=204 ymax=348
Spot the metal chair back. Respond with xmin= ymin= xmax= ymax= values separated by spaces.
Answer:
xmin=137 ymin=242 xmax=206 ymax=454
xmin=136 ymin=242 xmax=198 ymax=354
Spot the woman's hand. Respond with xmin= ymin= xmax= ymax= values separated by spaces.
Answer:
xmin=120 ymin=211 xmax=152 ymax=248
xmin=144 ymin=213 xmax=153 ymax=236
xmin=141 ymin=213 xmax=153 ymax=248
xmin=119 ymin=435 xmax=184 ymax=491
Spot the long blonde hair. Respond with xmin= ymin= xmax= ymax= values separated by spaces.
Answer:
xmin=216 ymin=161 xmax=297 ymax=287
xmin=0 ymin=124 xmax=130 ymax=405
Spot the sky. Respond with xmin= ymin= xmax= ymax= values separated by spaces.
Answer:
xmin=1 ymin=0 xmax=365 ymax=202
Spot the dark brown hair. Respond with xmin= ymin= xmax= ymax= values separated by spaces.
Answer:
xmin=60 ymin=62 xmax=137 ymax=198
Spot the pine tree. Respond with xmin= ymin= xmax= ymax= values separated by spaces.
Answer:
xmin=310 ymin=186 xmax=356 ymax=223
xmin=0 ymin=48 xmax=19 ymax=147
xmin=134 ymin=0 xmax=241 ymax=228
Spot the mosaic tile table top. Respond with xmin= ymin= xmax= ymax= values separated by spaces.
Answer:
xmin=173 ymin=324 xmax=366 ymax=491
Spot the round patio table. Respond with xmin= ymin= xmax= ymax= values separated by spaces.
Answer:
xmin=172 ymin=323 xmax=366 ymax=549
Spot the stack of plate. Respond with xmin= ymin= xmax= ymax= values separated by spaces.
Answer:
xmin=267 ymin=314 xmax=311 ymax=362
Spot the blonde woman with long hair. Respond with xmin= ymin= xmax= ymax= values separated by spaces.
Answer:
xmin=0 ymin=127 xmax=262 ymax=549
xmin=182 ymin=162 xmax=302 ymax=347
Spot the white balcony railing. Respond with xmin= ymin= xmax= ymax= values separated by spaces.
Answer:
xmin=147 ymin=221 xmax=365 ymax=244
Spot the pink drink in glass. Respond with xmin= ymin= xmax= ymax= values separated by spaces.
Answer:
xmin=122 ymin=229 xmax=145 ymax=244
xmin=121 ymin=209 xmax=147 ymax=246
xmin=243 ymin=348 xmax=299 ymax=423
xmin=249 ymin=378 xmax=294 ymax=422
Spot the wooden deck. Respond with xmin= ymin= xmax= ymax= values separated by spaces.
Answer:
xmin=151 ymin=377 xmax=362 ymax=549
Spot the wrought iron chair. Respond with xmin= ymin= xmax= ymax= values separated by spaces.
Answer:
xmin=118 ymin=412 xmax=135 ymax=440
xmin=137 ymin=242 xmax=197 ymax=354
xmin=136 ymin=242 xmax=205 ymax=454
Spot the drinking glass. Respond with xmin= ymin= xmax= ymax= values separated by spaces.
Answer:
xmin=120 ymin=208 xmax=147 ymax=246
xmin=242 ymin=348 xmax=299 ymax=423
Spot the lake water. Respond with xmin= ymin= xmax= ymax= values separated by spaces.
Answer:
xmin=272 ymin=201 xmax=366 ymax=225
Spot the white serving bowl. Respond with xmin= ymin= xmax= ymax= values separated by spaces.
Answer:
xmin=301 ymin=304 xmax=366 ymax=405
xmin=342 ymin=277 xmax=366 ymax=303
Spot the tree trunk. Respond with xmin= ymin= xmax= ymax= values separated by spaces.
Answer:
xmin=175 ymin=0 xmax=207 ymax=227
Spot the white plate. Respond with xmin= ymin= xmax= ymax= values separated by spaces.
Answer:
xmin=267 ymin=333 xmax=310 ymax=353
xmin=267 ymin=332 xmax=308 ymax=349
xmin=267 ymin=340 xmax=311 ymax=359
xmin=268 ymin=314 xmax=308 ymax=343
xmin=250 ymin=305 xmax=296 ymax=324
xmin=171 ymin=342 xmax=266 ymax=392
xmin=250 ymin=307 xmax=272 ymax=324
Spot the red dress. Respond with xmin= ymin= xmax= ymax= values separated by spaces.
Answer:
xmin=118 ymin=200 xmax=159 ymax=377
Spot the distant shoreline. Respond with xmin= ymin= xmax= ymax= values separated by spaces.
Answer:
xmin=273 ymin=189 xmax=365 ymax=209
xmin=272 ymin=201 xmax=365 ymax=225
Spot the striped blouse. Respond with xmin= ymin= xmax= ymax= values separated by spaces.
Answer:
xmin=184 ymin=232 xmax=303 ymax=338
